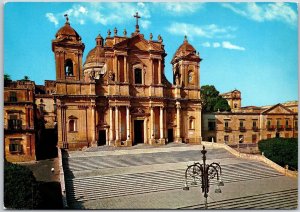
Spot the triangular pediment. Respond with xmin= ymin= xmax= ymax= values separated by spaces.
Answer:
xmin=114 ymin=34 xmax=151 ymax=51
xmin=262 ymin=104 xmax=294 ymax=115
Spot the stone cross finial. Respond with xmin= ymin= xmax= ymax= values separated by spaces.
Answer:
xmin=133 ymin=12 xmax=141 ymax=33
xmin=107 ymin=29 xmax=111 ymax=37
xmin=184 ymin=35 xmax=187 ymax=41
xmin=114 ymin=27 xmax=118 ymax=36
xmin=150 ymin=33 xmax=153 ymax=40
xmin=64 ymin=14 xmax=69 ymax=24
xmin=123 ymin=29 xmax=127 ymax=37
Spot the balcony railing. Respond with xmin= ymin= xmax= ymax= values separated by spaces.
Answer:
xmin=224 ymin=127 xmax=232 ymax=132
xmin=276 ymin=125 xmax=284 ymax=131
xmin=267 ymin=125 xmax=275 ymax=131
xmin=285 ymin=125 xmax=292 ymax=131
xmin=239 ymin=126 xmax=246 ymax=132
xmin=252 ymin=126 xmax=259 ymax=132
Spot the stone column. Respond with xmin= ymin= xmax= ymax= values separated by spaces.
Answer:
xmin=124 ymin=56 xmax=128 ymax=83
xmin=175 ymin=102 xmax=182 ymax=142
xmin=91 ymin=105 xmax=96 ymax=147
xmin=158 ymin=59 xmax=162 ymax=84
xmin=150 ymin=106 xmax=155 ymax=143
xmin=126 ymin=106 xmax=130 ymax=141
xmin=114 ymin=56 xmax=118 ymax=81
xmin=160 ymin=106 xmax=164 ymax=139
xmin=115 ymin=106 xmax=119 ymax=142
xmin=151 ymin=59 xmax=154 ymax=84
xmin=109 ymin=106 xmax=114 ymax=144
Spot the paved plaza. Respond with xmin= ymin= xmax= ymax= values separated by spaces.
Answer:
xmin=62 ymin=144 xmax=298 ymax=209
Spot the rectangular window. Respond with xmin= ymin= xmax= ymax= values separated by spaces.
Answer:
xmin=9 ymin=139 xmax=22 ymax=153
xmin=134 ymin=68 xmax=142 ymax=84
xmin=239 ymin=121 xmax=244 ymax=127
xmin=8 ymin=115 xmax=22 ymax=130
xmin=267 ymin=134 xmax=271 ymax=139
xmin=295 ymin=120 xmax=298 ymax=130
xmin=252 ymin=134 xmax=257 ymax=143
xmin=224 ymin=121 xmax=229 ymax=128
xmin=208 ymin=121 xmax=216 ymax=131
xmin=9 ymin=91 xmax=17 ymax=102
xmin=253 ymin=121 xmax=257 ymax=128
xmin=224 ymin=135 xmax=229 ymax=144
xmin=239 ymin=135 xmax=244 ymax=143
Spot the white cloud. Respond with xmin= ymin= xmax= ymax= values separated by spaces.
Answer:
xmin=140 ymin=20 xmax=151 ymax=29
xmin=201 ymin=41 xmax=245 ymax=51
xmin=166 ymin=22 xmax=236 ymax=39
xmin=45 ymin=2 xmax=151 ymax=28
xmin=222 ymin=3 xmax=297 ymax=26
xmin=213 ymin=42 xmax=220 ymax=48
xmin=222 ymin=41 xmax=245 ymax=51
xmin=45 ymin=13 xmax=58 ymax=26
xmin=163 ymin=2 xmax=204 ymax=13
xmin=202 ymin=42 xmax=210 ymax=47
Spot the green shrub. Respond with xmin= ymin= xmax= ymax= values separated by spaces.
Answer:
xmin=258 ymin=138 xmax=298 ymax=170
xmin=4 ymin=162 xmax=42 ymax=209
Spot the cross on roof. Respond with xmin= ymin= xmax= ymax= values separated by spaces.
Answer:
xmin=64 ymin=14 xmax=69 ymax=23
xmin=133 ymin=12 xmax=141 ymax=33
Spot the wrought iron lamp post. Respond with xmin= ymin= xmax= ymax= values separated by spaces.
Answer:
xmin=183 ymin=146 xmax=224 ymax=209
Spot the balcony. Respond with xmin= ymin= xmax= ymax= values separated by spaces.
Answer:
xmin=267 ymin=125 xmax=275 ymax=131
xmin=239 ymin=126 xmax=246 ymax=132
xmin=252 ymin=126 xmax=259 ymax=132
xmin=276 ymin=125 xmax=284 ymax=131
xmin=285 ymin=125 xmax=292 ymax=131
xmin=224 ymin=127 xmax=232 ymax=132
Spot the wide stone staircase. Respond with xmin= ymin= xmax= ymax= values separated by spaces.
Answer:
xmin=62 ymin=147 xmax=297 ymax=209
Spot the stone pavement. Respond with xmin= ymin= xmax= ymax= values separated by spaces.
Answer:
xmin=62 ymin=144 xmax=298 ymax=209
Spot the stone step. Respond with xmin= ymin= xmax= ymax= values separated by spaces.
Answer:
xmin=65 ymin=163 xmax=283 ymax=203
xmin=180 ymin=189 xmax=297 ymax=209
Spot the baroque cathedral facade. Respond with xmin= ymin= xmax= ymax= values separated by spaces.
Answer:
xmin=53 ymin=14 xmax=202 ymax=150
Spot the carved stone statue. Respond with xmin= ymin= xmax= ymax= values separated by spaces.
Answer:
xmin=108 ymin=71 xmax=115 ymax=81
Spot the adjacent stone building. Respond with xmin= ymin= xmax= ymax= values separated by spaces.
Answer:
xmin=202 ymin=90 xmax=298 ymax=144
xmin=4 ymin=80 xmax=36 ymax=162
xmin=52 ymin=15 xmax=202 ymax=150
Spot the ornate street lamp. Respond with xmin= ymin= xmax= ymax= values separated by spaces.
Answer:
xmin=183 ymin=146 xmax=224 ymax=209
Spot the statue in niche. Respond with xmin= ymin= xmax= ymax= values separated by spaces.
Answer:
xmin=108 ymin=71 xmax=115 ymax=81
xmin=175 ymin=74 xmax=180 ymax=86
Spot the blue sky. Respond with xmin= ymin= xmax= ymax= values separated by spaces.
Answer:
xmin=4 ymin=2 xmax=298 ymax=106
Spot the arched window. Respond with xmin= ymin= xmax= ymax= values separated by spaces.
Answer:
xmin=189 ymin=117 xmax=195 ymax=129
xmin=69 ymin=119 xmax=77 ymax=132
xmin=134 ymin=68 xmax=142 ymax=84
xmin=234 ymin=103 xmax=238 ymax=108
xmin=65 ymin=59 xmax=73 ymax=76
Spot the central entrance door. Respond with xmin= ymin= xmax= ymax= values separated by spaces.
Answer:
xmin=168 ymin=129 xmax=174 ymax=143
xmin=98 ymin=130 xmax=106 ymax=146
xmin=134 ymin=120 xmax=144 ymax=145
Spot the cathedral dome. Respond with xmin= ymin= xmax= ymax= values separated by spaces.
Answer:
xmin=84 ymin=34 xmax=106 ymax=67
xmin=55 ymin=21 xmax=81 ymax=41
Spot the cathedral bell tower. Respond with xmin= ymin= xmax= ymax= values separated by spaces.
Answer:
xmin=171 ymin=36 xmax=201 ymax=88
xmin=52 ymin=14 xmax=85 ymax=81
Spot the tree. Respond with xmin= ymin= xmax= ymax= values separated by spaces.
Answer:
xmin=214 ymin=97 xmax=231 ymax=112
xmin=258 ymin=138 xmax=297 ymax=170
xmin=4 ymin=74 xmax=12 ymax=87
xmin=22 ymin=75 xmax=30 ymax=81
xmin=4 ymin=162 xmax=42 ymax=209
xmin=4 ymin=74 xmax=11 ymax=81
xmin=200 ymin=85 xmax=231 ymax=112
